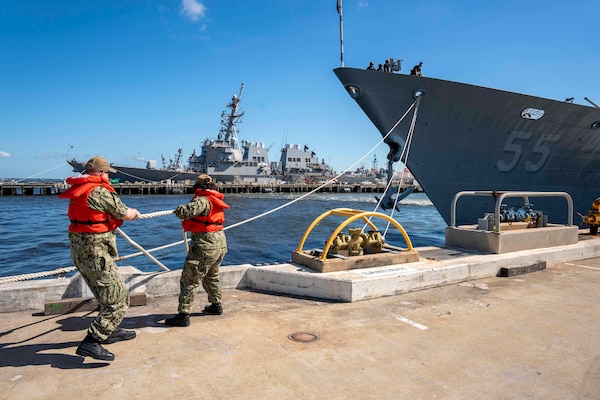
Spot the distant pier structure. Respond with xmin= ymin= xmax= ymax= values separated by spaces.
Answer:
xmin=0 ymin=181 xmax=416 ymax=196
xmin=1 ymin=182 xmax=67 ymax=196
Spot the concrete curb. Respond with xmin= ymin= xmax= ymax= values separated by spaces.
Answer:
xmin=2 ymin=238 xmax=600 ymax=312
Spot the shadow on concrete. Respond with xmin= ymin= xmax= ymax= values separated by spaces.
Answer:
xmin=0 ymin=312 xmax=162 ymax=370
xmin=0 ymin=341 xmax=110 ymax=369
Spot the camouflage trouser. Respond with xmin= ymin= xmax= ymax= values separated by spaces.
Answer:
xmin=178 ymin=243 xmax=227 ymax=314
xmin=69 ymin=231 xmax=129 ymax=341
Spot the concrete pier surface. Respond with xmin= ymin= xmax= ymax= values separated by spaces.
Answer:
xmin=2 ymin=255 xmax=600 ymax=399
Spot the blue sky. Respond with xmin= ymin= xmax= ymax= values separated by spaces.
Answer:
xmin=1 ymin=0 xmax=598 ymax=180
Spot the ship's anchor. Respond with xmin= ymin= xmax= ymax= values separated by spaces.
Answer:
xmin=375 ymin=159 xmax=415 ymax=211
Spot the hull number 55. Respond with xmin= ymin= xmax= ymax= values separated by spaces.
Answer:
xmin=497 ymin=130 xmax=561 ymax=172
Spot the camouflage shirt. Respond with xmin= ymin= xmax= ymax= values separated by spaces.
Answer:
xmin=68 ymin=186 xmax=132 ymax=257
xmin=87 ymin=186 xmax=130 ymax=219
xmin=175 ymin=196 xmax=227 ymax=250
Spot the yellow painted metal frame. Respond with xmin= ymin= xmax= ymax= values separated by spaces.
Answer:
xmin=295 ymin=208 xmax=413 ymax=261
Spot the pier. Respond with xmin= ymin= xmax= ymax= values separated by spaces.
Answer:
xmin=2 ymin=235 xmax=600 ymax=398
xmin=0 ymin=181 xmax=412 ymax=196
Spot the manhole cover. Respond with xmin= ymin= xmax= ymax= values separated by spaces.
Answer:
xmin=288 ymin=331 xmax=320 ymax=343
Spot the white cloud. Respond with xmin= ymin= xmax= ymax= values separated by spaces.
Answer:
xmin=181 ymin=0 xmax=206 ymax=22
xmin=0 ymin=151 xmax=11 ymax=157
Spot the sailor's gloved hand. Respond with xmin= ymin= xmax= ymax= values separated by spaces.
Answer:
xmin=174 ymin=205 xmax=186 ymax=219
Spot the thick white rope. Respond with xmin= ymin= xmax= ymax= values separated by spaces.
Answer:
xmin=2 ymin=106 xmax=423 ymax=284
xmin=362 ymin=98 xmax=420 ymax=235
xmin=115 ymin=228 xmax=170 ymax=271
xmin=381 ymin=95 xmax=421 ymax=236
xmin=137 ymin=210 xmax=174 ymax=219
xmin=115 ymin=238 xmax=185 ymax=261
xmin=225 ymin=100 xmax=419 ymax=232
xmin=0 ymin=266 xmax=78 ymax=285
xmin=12 ymin=162 xmax=70 ymax=183
xmin=0 ymin=211 xmax=176 ymax=283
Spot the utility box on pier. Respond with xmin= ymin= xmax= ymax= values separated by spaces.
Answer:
xmin=446 ymin=223 xmax=579 ymax=254
xmin=447 ymin=190 xmax=578 ymax=253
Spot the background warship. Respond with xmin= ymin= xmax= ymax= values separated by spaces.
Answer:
xmin=68 ymin=84 xmax=337 ymax=185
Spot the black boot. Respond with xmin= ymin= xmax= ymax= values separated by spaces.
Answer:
xmin=204 ymin=303 xmax=223 ymax=315
xmin=100 ymin=328 xmax=137 ymax=344
xmin=165 ymin=313 xmax=190 ymax=327
xmin=76 ymin=333 xmax=115 ymax=361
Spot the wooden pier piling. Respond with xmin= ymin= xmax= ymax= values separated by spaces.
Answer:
xmin=0 ymin=182 xmax=415 ymax=196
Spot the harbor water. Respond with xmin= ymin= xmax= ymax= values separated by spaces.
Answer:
xmin=0 ymin=192 xmax=446 ymax=279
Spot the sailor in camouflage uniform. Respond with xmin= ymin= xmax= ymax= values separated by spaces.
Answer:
xmin=60 ymin=156 xmax=140 ymax=361
xmin=165 ymin=174 xmax=229 ymax=327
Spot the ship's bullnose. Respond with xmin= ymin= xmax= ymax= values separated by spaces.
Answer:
xmin=333 ymin=67 xmax=420 ymax=163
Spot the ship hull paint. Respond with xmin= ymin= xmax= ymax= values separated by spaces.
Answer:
xmin=334 ymin=67 xmax=600 ymax=226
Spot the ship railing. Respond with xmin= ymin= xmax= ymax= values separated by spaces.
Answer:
xmin=450 ymin=191 xmax=573 ymax=231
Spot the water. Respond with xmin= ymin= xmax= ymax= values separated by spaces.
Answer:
xmin=0 ymin=192 xmax=446 ymax=279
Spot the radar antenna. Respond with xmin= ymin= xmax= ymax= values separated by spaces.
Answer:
xmin=219 ymin=83 xmax=245 ymax=150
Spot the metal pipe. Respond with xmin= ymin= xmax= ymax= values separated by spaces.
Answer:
xmin=584 ymin=97 xmax=599 ymax=109
xmin=450 ymin=190 xmax=573 ymax=230
xmin=337 ymin=0 xmax=344 ymax=67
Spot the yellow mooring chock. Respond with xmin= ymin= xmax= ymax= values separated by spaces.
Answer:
xmin=292 ymin=208 xmax=419 ymax=273
xmin=581 ymin=197 xmax=600 ymax=235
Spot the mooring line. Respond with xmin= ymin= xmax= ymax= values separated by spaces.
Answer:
xmin=2 ymin=101 xmax=421 ymax=284
xmin=116 ymin=228 xmax=170 ymax=271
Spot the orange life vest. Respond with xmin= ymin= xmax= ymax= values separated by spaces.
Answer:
xmin=181 ymin=189 xmax=230 ymax=233
xmin=59 ymin=175 xmax=124 ymax=233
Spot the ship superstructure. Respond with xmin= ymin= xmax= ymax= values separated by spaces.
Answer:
xmin=69 ymin=84 xmax=275 ymax=184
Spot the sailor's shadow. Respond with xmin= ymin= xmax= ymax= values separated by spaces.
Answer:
xmin=0 ymin=341 xmax=109 ymax=369
xmin=124 ymin=312 xmax=211 ymax=326
xmin=127 ymin=311 xmax=229 ymax=326
xmin=0 ymin=311 xmax=180 ymax=369
xmin=117 ymin=313 xmax=180 ymax=327
xmin=52 ymin=312 xmax=190 ymax=333
xmin=0 ymin=313 xmax=106 ymax=370
xmin=57 ymin=313 xmax=176 ymax=330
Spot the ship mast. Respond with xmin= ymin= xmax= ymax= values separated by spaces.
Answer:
xmin=220 ymin=83 xmax=245 ymax=149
